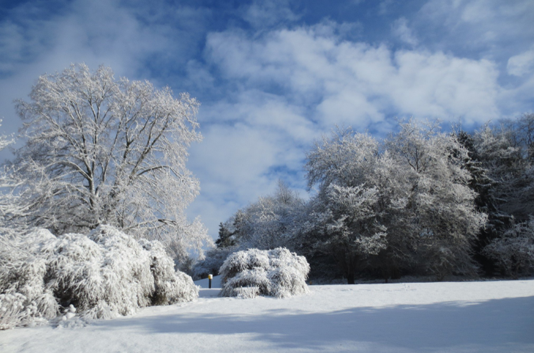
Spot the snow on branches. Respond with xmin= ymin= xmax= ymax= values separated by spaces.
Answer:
xmin=5 ymin=64 xmax=211 ymax=263
xmin=219 ymin=248 xmax=310 ymax=298
xmin=0 ymin=225 xmax=198 ymax=329
xmin=302 ymin=121 xmax=486 ymax=281
xmin=483 ymin=218 xmax=534 ymax=277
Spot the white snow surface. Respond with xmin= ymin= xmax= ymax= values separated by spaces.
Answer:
xmin=1 ymin=279 xmax=533 ymax=353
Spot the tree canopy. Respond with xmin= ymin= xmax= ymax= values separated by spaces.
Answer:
xmin=3 ymin=64 xmax=211 ymax=262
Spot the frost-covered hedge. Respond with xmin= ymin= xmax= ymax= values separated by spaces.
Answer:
xmin=219 ymin=247 xmax=310 ymax=298
xmin=0 ymin=225 xmax=198 ymax=329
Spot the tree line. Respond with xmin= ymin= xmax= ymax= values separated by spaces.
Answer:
xmin=198 ymin=117 xmax=534 ymax=283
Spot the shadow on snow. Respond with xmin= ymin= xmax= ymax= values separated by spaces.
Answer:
xmin=92 ymin=295 xmax=534 ymax=351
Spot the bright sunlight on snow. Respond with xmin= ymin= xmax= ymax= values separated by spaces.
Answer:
xmin=1 ymin=279 xmax=533 ymax=353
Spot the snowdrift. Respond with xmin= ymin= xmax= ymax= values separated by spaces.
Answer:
xmin=0 ymin=225 xmax=198 ymax=329
xmin=219 ymin=248 xmax=310 ymax=298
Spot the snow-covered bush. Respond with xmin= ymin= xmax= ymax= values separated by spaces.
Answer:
xmin=0 ymin=231 xmax=57 ymax=329
xmin=483 ymin=218 xmax=534 ymax=277
xmin=0 ymin=225 xmax=198 ymax=329
xmin=138 ymin=238 xmax=198 ymax=305
xmin=219 ymin=248 xmax=310 ymax=298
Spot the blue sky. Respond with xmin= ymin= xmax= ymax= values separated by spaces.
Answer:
xmin=1 ymin=0 xmax=533 ymax=240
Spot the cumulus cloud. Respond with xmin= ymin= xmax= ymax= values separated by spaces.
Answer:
xmin=206 ymin=24 xmax=501 ymax=126
xmin=414 ymin=0 xmax=534 ymax=118
xmin=391 ymin=17 xmax=418 ymax=46
xmin=508 ymin=48 xmax=534 ymax=77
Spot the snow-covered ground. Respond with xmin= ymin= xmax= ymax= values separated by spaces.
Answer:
xmin=1 ymin=279 xmax=533 ymax=352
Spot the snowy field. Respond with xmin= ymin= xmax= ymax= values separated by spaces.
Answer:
xmin=1 ymin=279 xmax=533 ymax=353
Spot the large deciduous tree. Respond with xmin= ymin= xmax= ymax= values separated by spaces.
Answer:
xmin=4 ymin=64 xmax=211 ymax=262
xmin=385 ymin=120 xmax=486 ymax=279
xmin=304 ymin=130 xmax=388 ymax=284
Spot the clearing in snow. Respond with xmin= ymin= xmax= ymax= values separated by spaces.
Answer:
xmin=0 ymin=278 xmax=533 ymax=353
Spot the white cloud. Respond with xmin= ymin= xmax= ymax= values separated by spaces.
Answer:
xmin=391 ymin=51 xmax=500 ymax=123
xmin=0 ymin=0 xmax=207 ymax=137
xmin=206 ymin=24 xmax=501 ymax=125
xmin=241 ymin=0 xmax=300 ymax=29
xmin=459 ymin=1 xmax=494 ymax=23
xmin=507 ymin=48 xmax=534 ymax=77
xmin=379 ymin=0 xmax=395 ymax=15
xmin=391 ymin=17 xmax=418 ymax=46
xmin=186 ymin=21 xmax=507 ymax=236
xmin=418 ymin=0 xmax=534 ymax=57
xmin=413 ymin=0 xmax=534 ymax=119
xmin=185 ymin=90 xmax=319 ymax=236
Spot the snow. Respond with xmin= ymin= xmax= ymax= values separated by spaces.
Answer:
xmin=219 ymin=248 xmax=310 ymax=298
xmin=0 ymin=226 xmax=198 ymax=328
xmin=1 ymin=279 xmax=533 ymax=352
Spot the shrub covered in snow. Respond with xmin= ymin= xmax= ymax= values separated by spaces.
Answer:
xmin=219 ymin=248 xmax=310 ymax=298
xmin=0 ymin=225 xmax=198 ymax=329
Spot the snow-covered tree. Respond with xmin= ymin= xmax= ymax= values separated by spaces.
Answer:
xmin=303 ymin=122 xmax=486 ymax=282
xmin=219 ymin=247 xmax=309 ymax=298
xmin=0 ymin=120 xmax=12 ymax=151
xmin=304 ymin=129 xmax=389 ymax=283
xmin=456 ymin=117 xmax=534 ymax=275
xmin=0 ymin=225 xmax=197 ymax=329
xmin=483 ymin=217 xmax=534 ymax=277
xmin=215 ymin=222 xmax=237 ymax=249
xmin=198 ymin=181 xmax=306 ymax=279
xmin=239 ymin=181 xmax=305 ymax=250
xmin=192 ymin=246 xmax=235 ymax=279
xmin=216 ymin=181 xmax=305 ymax=252
xmin=4 ymin=64 xmax=211 ymax=262
xmin=473 ymin=121 xmax=534 ymax=223
xmin=503 ymin=113 xmax=534 ymax=163
xmin=455 ymin=130 xmax=501 ymax=274
xmin=0 ymin=121 xmax=26 ymax=236
xmin=385 ymin=120 xmax=486 ymax=279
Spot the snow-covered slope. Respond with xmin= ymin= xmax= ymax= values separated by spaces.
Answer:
xmin=1 ymin=280 xmax=533 ymax=353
